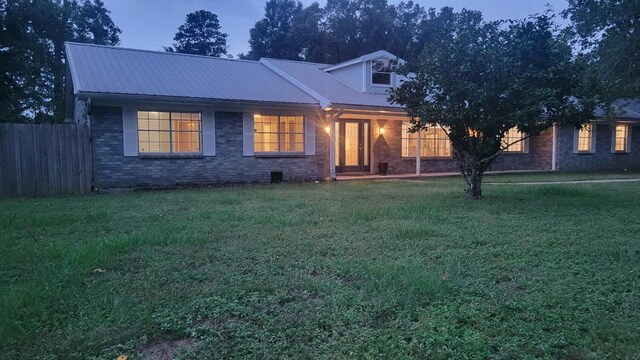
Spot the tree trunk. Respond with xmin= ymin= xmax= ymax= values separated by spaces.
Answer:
xmin=456 ymin=154 xmax=484 ymax=199
xmin=454 ymin=149 xmax=494 ymax=199
xmin=468 ymin=163 xmax=483 ymax=199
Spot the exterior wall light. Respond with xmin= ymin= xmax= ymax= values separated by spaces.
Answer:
xmin=325 ymin=126 xmax=331 ymax=134
xmin=379 ymin=127 xmax=385 ymax=136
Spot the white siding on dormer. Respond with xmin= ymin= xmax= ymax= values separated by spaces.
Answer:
xmin=326 ymin=63 xmax=365 ymax=91
xmin=325 ymin=58 xmax=400 ymax=94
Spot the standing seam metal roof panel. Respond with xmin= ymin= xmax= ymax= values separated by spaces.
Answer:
xmin=262 ymin=58 xmax=402 ymax=108
xmin=65 ymin=42 xmax=320 ymax=105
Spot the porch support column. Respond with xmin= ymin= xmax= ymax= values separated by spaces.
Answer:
xmin=328 ymin=108 xmax=344 ymax=180
xmin=416 ymin=128 xmax=421 ymax=175
xmin=551 ymin=123 xmax=557 ymax=171
xmin=329 ymin=114 xmax=336 ymax=180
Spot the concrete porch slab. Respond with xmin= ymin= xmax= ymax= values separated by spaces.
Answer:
xmin=335 ymin=170 xmax=552 ymax=181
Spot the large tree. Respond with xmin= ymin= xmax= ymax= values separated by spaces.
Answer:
xmin=0 ymin=0 xmax=120 ymax=123
xmin=390 ymin=11 xmax=597 ymax=199
xmin=245 ymin=0 xmax=303 ymax=60
xmin=244 ymin=0 xmax=426 ymax=63
xmin=563 ymin=0 xmax=640 ymax=100
xmin=165 ymin=10 xmax=228 ymax=57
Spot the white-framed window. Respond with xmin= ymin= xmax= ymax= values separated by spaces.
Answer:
xmin=613 ymin=124 xmax=631 ymax=153
xmin=371 ymin=59 xmax=392 ymax=86
xmin=137 ymin=111 xmax=201 ymax=154
xmin=401 ymin=122 xmax=451 ymax=158
xmin=502 ymin=127 xmax=527 ymax=153
xmin=254 ymin=114 xmax=304 ymax=153
xmin=574 ymin=123 xmax=596 ymax=153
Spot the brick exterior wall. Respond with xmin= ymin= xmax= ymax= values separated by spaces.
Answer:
xmin=556 ymin=123 xmax=640 ymax=172
xmin=91 ymin=106 xmax=328 ymax=189
xmin=91 ymin=105 xmax=639 ymax=189
xmin=370 ymin=120 xmax=553 ymax=175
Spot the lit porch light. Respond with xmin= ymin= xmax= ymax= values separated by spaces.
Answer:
xmin=379 ymin=127 xmax=385 ymax=136
xmin=325 ymin=125 xmax=331 ymax=134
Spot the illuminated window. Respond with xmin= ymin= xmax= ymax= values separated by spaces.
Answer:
xmin=502 ymin=128 xmax=525 ymax=153
xmin=254 ymin=115 xmax=304 ymax=153
xmin=614 ymin=124 xmax=630 ymax=152
xmin=137 ymin=111 xmax=201 ymax=153
xmin=402 ymin=122 xmax=451 ymax=157
xmin=576 ymin=124 xmax=593 ymax=153
xmin=372 ymin=59 xmax=391 ymax=85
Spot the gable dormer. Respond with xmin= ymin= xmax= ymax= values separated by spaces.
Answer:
xmin=323 ymin=50 xmax=405 ymax=94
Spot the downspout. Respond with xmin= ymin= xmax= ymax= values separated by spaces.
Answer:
xmin=416 ymin=127 xmax=421 ymax=175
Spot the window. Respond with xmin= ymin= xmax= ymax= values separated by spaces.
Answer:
xmin=614 ymin=124 xmax=630 ymax=152
xmin=576 ymin=124 xmax=593 ymax=153
xmin=254 ymin=114 xmax=304 ymax=153
xmin=402 ymin=122 xmax=451 ymax=158
xmin=137 ymin=111 xmax=201 ymax=154
xmin=502 ymin=127 xmax=526 ymax=153
xmin=402 ymin=122 xmax=422 ymax=157
xmin=371 ymin=59 xmax=392 ymax=85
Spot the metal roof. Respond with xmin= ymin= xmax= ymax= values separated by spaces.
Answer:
xmin=260 ymin=58 xmax=402 ymax=109
xmin=594 ymin=99 xmax=640 ymax=120
xmin=65 ymin=42 xmax=319 ymax=105
xmin=65 ymin=43 xmax=640 ymax=117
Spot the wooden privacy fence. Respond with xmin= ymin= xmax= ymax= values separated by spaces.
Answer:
xmin=0 ymin=123 xmax=92 ymax=196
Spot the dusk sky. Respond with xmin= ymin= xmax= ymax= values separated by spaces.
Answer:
xmin=101 ymin=0 xmax=570 ymax=57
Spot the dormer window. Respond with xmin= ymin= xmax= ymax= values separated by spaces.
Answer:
xmin=371 ymin=59 xmax=392 ymax=86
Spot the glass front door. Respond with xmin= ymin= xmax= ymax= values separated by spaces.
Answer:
xmin=335 ymin=119 xmax=370 ymax=173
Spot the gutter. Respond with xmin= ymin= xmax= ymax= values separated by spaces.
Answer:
xmin=79 ymin=92 xmax=322 ymax=111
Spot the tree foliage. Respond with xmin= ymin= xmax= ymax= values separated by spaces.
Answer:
xmin=0 ymin=0 xmax=120 ymax=123
xmin=165 ymin=10 xmax=228 ymax=57
xmin=389 ymin=10 xmax=597 ymax=198
xmin=563 ymin=0 xmax=640 ymax=100
xmin=244 ymin=0 xmax=428 ymax=63
xmin=246 ymin=0 xmax=305 ymax=60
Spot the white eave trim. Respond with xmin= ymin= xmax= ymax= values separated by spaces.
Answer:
xmin=259 ymin=58 xmax=332 ymax=109
xmin=323 ymin=50 xmax=405 ymax=72
xmin=64 ymin=42 xmax=82 ymax=95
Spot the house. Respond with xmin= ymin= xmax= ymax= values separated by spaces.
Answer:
xmin=64 ymin=42 xmax=640 ymax=190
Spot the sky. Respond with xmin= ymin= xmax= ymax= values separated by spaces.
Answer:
xmin=100 ymin=0 xmax=570 ymax=57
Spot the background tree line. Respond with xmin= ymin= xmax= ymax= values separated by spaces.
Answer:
xmin=0 ymin=0 xmax=120 ymax=123
xmin=244 ymin=0 xmax=638 ymax=103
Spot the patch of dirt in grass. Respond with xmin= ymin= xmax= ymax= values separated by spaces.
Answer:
xmin=142 ymin=338 xmax=196 ymax=360
xmin=495 ymin=275 xmax=525 ymax=294
xmin=277 ymin=287 xmax=323 ymax=306
xmin=334 ymin=272 xmax=362 ymax=285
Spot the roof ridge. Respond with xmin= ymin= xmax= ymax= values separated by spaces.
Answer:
xmin=261 ymin=57 xmax=331 ymax=67
xmin=64 ymin=41 xmax=260 ymax=64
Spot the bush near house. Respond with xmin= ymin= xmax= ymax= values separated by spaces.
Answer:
xmin=1 ymin=174 xmax=639 ymax=358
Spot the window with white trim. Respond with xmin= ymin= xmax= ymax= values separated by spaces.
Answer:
xmin=402 ymin=122 xmax=451 ymax=157
xmin=254 ymin=114 xmax=304 ymax=153
xmin=576 ymin=124 xmax=593 ymax=153
xmin=502 ymin=127 xmax=526 ymax=153
xmin=371 ymin=59 xmax=392 ymax=86
xmin=137 ymin=111 xmax=201 ymax=154
xmin=614 ymin=124 xmax=630 ymax=152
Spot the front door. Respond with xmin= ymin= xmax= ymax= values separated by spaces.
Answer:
xmin=335 ymin=119 xmax=370 ymax=173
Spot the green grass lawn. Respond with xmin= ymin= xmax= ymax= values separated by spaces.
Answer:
xmin=1 ymin=175 xmax=640 ymax=359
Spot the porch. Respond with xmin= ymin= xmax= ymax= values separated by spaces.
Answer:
xmin=335 ymin=170 xmax=551 ymax=181
xmin=325 ymin=108 xmax=441 ymax=179
xmin=323 ymin=108 xmax=555 ymax=179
